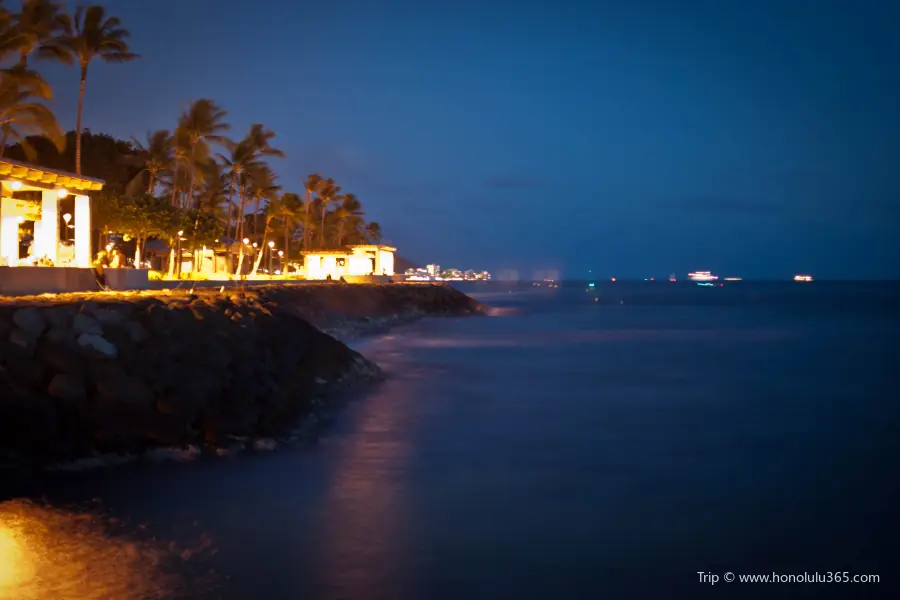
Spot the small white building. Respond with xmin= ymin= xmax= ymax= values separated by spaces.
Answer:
xmin=302 ymin=244 xmax=397 ymax=281
xmin=0 ymin=158 xmax=146 ymax=295
xmin=0 ymin=158 xmax=101 ymax=268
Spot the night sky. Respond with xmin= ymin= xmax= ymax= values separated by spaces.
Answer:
xmin=40 ymin=0 xmax=900 ymax=280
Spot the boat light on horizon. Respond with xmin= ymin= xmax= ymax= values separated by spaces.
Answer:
xmin=794 ymin=274 xmax=814 ymax=282
xmin=688 ymin=271 xmax=718 ymax=281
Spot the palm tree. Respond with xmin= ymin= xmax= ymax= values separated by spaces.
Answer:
xmin=218 ymin=141 xmax=254 ymax=246
xmin=128 ymin=129 xmax=173 ymax=195
xmin=249 ymin=194 xmax=285 ymax=277
xmin=317 ymin=178 xmax=340 ymax=248
xmin=365 ymin=221 xmax=382 ymax=243
xmin=0 ymin=67 xmax=62 ymax=159
xmin=245 ymin=163 xmax=279 ymax=238
xmin=278 ymin=192 xmax=302 ymax=263
xmin=176 ymin=98 xmax=229 ymax=205
xmin=333 ymin=193 xmax=364 ymax=247
xmin=58 ymin=5 xmax=139 ymax=175
xmin=301 ymin=173 xmax=324 ymax=250
xmin=4 ymin=0 xmax=69 ymax=66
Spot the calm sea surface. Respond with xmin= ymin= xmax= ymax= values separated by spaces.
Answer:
xmin=2 ymin=281 xmax=898 ymax=599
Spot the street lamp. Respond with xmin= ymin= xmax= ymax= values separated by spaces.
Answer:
xmin=62 ymin=213 xmax=71 ymax=242
xmin=277 ymin=250 xmax=284 ymax=275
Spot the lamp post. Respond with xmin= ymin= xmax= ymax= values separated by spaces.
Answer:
xmin=62 ymin=213 xmax=71 ymax=242
xmin=268 ymin=240 xmax=275 ymax=275
xmin=278 ymin=250 xmax=284 ymax=275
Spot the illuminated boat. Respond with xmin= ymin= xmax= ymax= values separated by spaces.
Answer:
xmin=794 ymin=274 xmax=813 ymax=282
xmin=668 ymin=272 xmax=677 ymax=282
xmin=688 ymin=271 xmax=718 ymax=281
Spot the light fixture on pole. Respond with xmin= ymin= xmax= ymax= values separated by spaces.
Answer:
xmin=62 ymin=213 xmax=71 ymax=242
xmin=57 ymin=188 xmax=69 ymax=199
xmin=10 ymin=180 xmax=22 ymax=191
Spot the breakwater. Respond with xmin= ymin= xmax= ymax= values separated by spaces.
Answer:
xmin=0 ymin=283 xmax=482 ymax=469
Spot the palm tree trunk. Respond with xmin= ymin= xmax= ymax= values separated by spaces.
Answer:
xmin=170 ymin=162 xmax=180 ymax=206
xmin=75 ymin=65 xmax=88 ymax=175
xmin=337 ymin=221 xmax=345 ymax=247
xmin=225 ymin=175 xmax=236 ymax=244
xmin=283 ymin=217 xmax=290 ymax=263
xmin=147 ymin=172 xmax=155 ymax=195
xmin=134 ymin=236 xmax=142 ymax=266
xmin=253 ymin=197 xmax=260 ymax=237
xmin=250 ymin=217 xmax=273 ymax=277
xmin=186 ymin=144 xmax=197 ymax=208
xmin=319 ymin=205 xmax=327 ymax=248
xmin=233 ymin=189 xmax=247 ymax=276
xmin=304 ymin=191 xmax=311 ymax=250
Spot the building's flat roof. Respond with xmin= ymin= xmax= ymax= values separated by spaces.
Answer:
xmin=0 ymin=157 xmax=105 ymax=192
xmin=349 ymin=244 xmax=397 ymax=252
xmin=300 ymin=250 xmax=353 ymax=255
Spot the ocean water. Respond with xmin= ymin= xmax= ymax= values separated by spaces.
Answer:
xmin=2 ymin=281 xmax=898 ymax=599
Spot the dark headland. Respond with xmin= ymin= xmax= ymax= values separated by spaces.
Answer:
xmin=0 ymin=283 xmax=482 ymax=470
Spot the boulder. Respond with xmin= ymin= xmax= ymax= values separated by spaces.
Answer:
xmin=9 ymin=327 xmax=38 ymax=351
xmin=48 ymin=373 xmax=87 ymax=405
xmin=77 ymin=333 xmax=118 ymax=358
xmin=94 ymin=372 xmax=155 ymax=407
xmin=12 ymin=307 xmax=46 ymax=337
xmin=123 ymin=320 xmax=150 ymax=344
xmin=92 ymin=307 xmax=127 ymax=326
xmin=43 ymin=305 xmax=76 ymax=328
xmin=73 ymin=313 xmax=103 ymax=336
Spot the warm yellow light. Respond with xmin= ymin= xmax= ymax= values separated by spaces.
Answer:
xmin=9 ymin=180 xmax=22 ymax=191
xmin=252 ymin=243 xmax=257 ymax=248
xmin=243 ymin=238 xmax=249 ymax=244
xmin=57 ymin=188 xmax=69 ymax=198
xmin=268 ymin=241 xmax=275 ymax=248
xmin=278 ymin=250 xmax=283 ymax=257
xmin=177 ymin=230 xmax=183 ymax=236
xmin=15 ymin=216 xmax=24 ymax=224
xmin=62 ymin=213 xmax=72 ymax=224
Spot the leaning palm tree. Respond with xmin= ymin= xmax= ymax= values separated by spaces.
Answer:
xmin=333 ymin=193 xmax=364 ymax=248
xmin=127 ymin=129 xmax=173 ymax=195
xmin=0 ymin=68 xmax=63 ymax=159
xmin=245 ymin=163 xmax=280 ymax=238
xmin=58 ymin=5 xmax=139 ymax=175
xmin=4 ymin=0 xmax=69 ymax=66
xmin=317 ymin=178 xmax=340 ymax=248
xmin=176 ymin=98 xmax=229 ymax=204
xmin=249 ymin=194 xmax=284 ymax=278
xmin=301 ymin=173 xmax=324 ymax=250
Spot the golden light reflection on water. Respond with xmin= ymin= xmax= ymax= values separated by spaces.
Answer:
xmin=0 ymin=499 xmax=209 ymax=600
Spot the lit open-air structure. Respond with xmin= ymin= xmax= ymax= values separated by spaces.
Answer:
xmin=0 ymin=158 xmax=147 ymax=295
xmin=302 ymin=244 xmax=397 ymax=281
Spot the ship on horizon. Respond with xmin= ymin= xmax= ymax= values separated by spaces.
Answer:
xmin=794 ymin=274 xmax=814 ymax=282
xmin=688 ymin=270 xmax=718 ymax=281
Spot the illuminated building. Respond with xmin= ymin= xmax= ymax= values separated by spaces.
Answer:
xmin=0 ymin=158 xmax=145 ymax=294
xmin=301 ymin=244 xmax=396 ymax=280
xmin=426 ymin=264 xmax=440 ymax=277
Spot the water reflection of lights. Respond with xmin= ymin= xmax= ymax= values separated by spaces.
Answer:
xmin=317 ymin=343 xmax=420 ymax=598
xmin=0 ymin=500 xmax=196 ymax=600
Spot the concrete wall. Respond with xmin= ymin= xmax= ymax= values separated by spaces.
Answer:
xmin=0 ymin=267 xmax=149 ymax=296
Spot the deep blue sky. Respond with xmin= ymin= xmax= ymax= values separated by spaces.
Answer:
xmin=40 ymin=0 xmax=900 ymax=279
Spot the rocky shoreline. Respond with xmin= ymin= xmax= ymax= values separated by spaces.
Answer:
xmin=0 ymin=283 xmax=482 ymax=470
